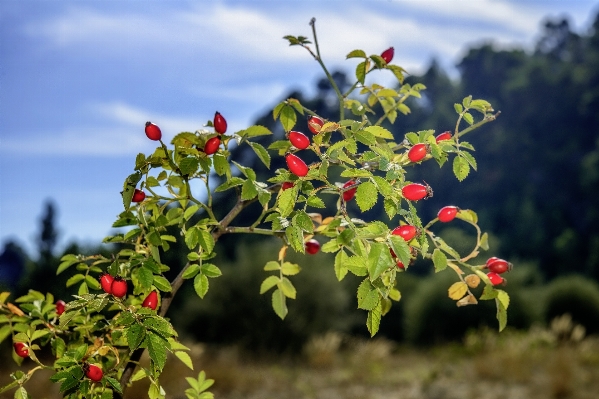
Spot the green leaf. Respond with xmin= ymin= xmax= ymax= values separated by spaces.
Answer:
xmin=367 ymin=242 xmax=392 ymax=281
xmin=238 ymin=125 xmax=272 ymax=138
xmin=179 ymin=157 xmax=199 ymax=175
xmin=200 ymin=264 xmax=222 ymax=278
xmin=356 ymin=181 xmax=378 ymax=212
xmin=263 ymin=261 xmax=280 ymax=271
xmin=214 ymin=177 xmax=245 ymax=192
xmin=152 ymin=276 xmax=172 ymax=292
xmin=31 ymin=329 xmax=50 ymax=342
xmin=306 ymin=195 xmax=325 ymax=208
xmin=357 ymin=279 xmax=380 ymax=311
xmin=496 ymin=289 xmax=510 ymax=310
xmin=241 ymin=179 xmax=258 ymax=200
xmin=122 ymin=172 xmax=142 ymax=210
xmin=463 ymin=112 xmax=474 ymax=125
xmin=57 ymin=257 xmax=78 ymax=275
xmin=197 ymin=229 xmax=215 ymax=254
xmin=248 ymin=142 xmax=270 ymax=168
xmin=212 ymin=153 xmax=230 ymax=177
xmin=388 ymin=235 xmax=410 ymax=267
xmin=432 ymin=249 xmax=448 ymax=272
xmin=281 ymin=262 xmax=301 ymax=276
xmin=66 ymin=274 xmax=85 ymax=288
xmin=479 ymin=284 xmax=498 ymax=300
xmin=143 ymin=317 xmax=177 ymax=338
xmin=271 ymin=288 xmax=288 ymax=319
xmin=496 ymin=298 xmax=508 ymax=332
xmin=292 ymin=211 xmax=313 ymax=233
xmin=366 ymin=301 xmax=383 ymax=337
xmin=346 ymin=49 xmax=366 ymax=58
xmin=127 ymin=323 xmax=145 ymax=351
xmin=146 ymin=332 xmax=168 ymax=371
xmin=285 ymin=225 xmax=304 ymax=253
xmin=355 ymin=60 xmax=368 ymax=84
xmin=453 ymin=156 xmax=470 ymax=181
xmin=279 ymin=105 xmax=297 ymax=132
xmin=194 ymin=274 xmax=209 ymax=299
xmin=454 ymin=103 xmax=463 ymax=114
xmin=277 ymin=184 xmax=297 ymax=218
xmin=138 ymin=266 xmax=154 ymax=288
xmin=105 ymin=377 xmax=123 ymax=394
xmin=345 ymin=255 xmax=368 ymax=276
xmin=334 ymin=250 xmax=349 ymax=281
xmin=260 ymin=276 xmax=280 ymax=294
xmin=372 ymin=176 xmax=393 ymax=197
xmin=480 ymin=232 xmax=489 ymax=251
xmin=84 ymin=275 xmax=101 ymax=290
xmin=279 ymin=277 xmax=296 ymax=299
xmin=175 ymin=351 xmax=194 ymax=370
xmin=0 ymin=325 xmax=11 ymax=344
xmin=185 ymin=226 xmax=199 ymax=250
xmin=364 ymin=126 xmax=394 ymax=139
xmin=460 ymin=150 xmax=477 ymax=171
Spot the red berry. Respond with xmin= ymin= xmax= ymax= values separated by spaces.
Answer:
xmin=288 ymin=131 xmax=310 ymax=150
xmin=392 ymin=225 xmax=417 ymax=242
xmin=142 ymin=290 xmax=159 ymax=310
xmin=342 ymin=180 xmax=357 ymax=202
xmin=13 ymin=342 xmax=29 ymax=358
xmin=437 ymin=206 xmax=459 ymax=223
xmin=305 ymin=239 xmax=321 ymax=255
xmin=99 ymin=273 xmax=114 ymax=294
xmin=85 ymin=364 xmax=103 ymax=382
xmin=204 ymin=136 xmax=221 ymax=155
xmin=435 ymin=131 xmax=452 ymax=143
xmin=111 ymin=277 xmax=128 ymax=298
xmin=286 ymin=154 xmax=309 ymax=177
xmin=380 ymin=47 xmax=394 ymax=64
xmin=132 ymin=189 xmax=145 ymax=203
xmin=486 ymin=258 xmax=512 ymax=274
xmin=396 ymin=259 xmax=405 ymax=269
xmin=487 ymin=272 xmax=504 ymax=286
xmin=145 ymin=122 xmax=162 ymax=141
xmin=214 ymin=111 xmax=227 ymax=134
xmin=55 ymin=300 xmax=66 ymax=316
xmin=281 ymin=182 xmax=294 ymax=191
xmin=402 ymin=183 xmax=433 ymax=201
xmin=408 ymin=143 xmax=428 ymax=163
xmin=307 ymin=116 xmax=324 ymax=134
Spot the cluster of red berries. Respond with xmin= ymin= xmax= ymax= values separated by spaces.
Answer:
xmin=485 ymin=257 xmax=512 ymax=286
xmin=390 ymin=224 xmax=418 ymax=269
xmin=99 ymin=273 xmax=128 ymax=298
xmin=204 ymin=111 xmax=228 ymax=155
xmin=285 ymin=116 xmax=324 ymax=178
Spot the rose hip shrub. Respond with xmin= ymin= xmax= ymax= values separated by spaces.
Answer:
xmin=0 ymin=19 xmax=508 ymax=399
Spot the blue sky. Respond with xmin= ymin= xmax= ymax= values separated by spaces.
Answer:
xmin=1 ymin=0 xmax=598 ymax=257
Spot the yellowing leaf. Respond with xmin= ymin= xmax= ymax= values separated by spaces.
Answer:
xmin=448 ymin=281 xmax=468 ymax=300
xmin=464 ymin=274 xmax=481 ymax=288
xmin=456 ymin=294 xmax=478 ymax=307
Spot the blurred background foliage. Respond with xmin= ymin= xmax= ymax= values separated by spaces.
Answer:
xmin=2 ymin=12 xmax=599 ymax=353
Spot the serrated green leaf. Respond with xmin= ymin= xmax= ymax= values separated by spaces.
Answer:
xmin=179 ymin=157 xmax=199 ymax=175
xmin=346 ymin=49 xmax=366 ymax=59
xmin=479 ymin=284 xmax=498 ymax=300
xmin=432 ymin=248 xmax=448 ymax=272
xmin=334 ymin=250 xmax=349 ymax=281
xmin=152 ymin=276 xmax=172 ymax=292
xmin=279 ymin=277 xmax=296 ymax=299
xmin=366 ymin=300 xmax=382 ymax=337
xmin=496 ymin=298 xmax=508 ymax=332
xmin=306 ymin=195 xmax=325 ymax=208
xmin=356 ymin=60 xmax=368 ymax=84
xmin=496 ymin=289 xmax=510 ymax=310
xmin=277 ymin=184 xmax=297 ymax=218
xmin=388 ymin=235 xmax=411 ymax=267
xmin=175 ymin=351 xmax=194 ymax=370
xmin=84 ymin=275 xmax=101 ymax=290
xmin=357 ymin=279 xmax=380 ymax=311
xmin=271 ymin=288 xmax=288 ymax=319
xmin=292 ymin=211 xmax=313 ymax=233
xmin=460 ymin=150 xmax=477 ymax=171
xmin=453 ymin=156 xmax=470 ymax=181
xmin=66 ymin=274 xmax=85 ymax=288
xmin=138 ymin=266 xmax=154 ymax=288
xmin=200 ymin=264 xmax=221 ymax=278
xmin=241 ymin=179 xmax=258 ymax=201
xmin=372 ymin=176 xmax=393 ymax=197
xmin=194 ymin=274 xmax=209 ymax=299
xmin=212 ymin=153 xmax=230 ymax=177
xmin=263 ymin=261 xmax=280 ymax=271
xmin=285 ymin=225 xmax=304 ymax=253
xmin=122 ymin=172 xmax=142 ymax=211
xmin=214 ymin=177 xmax=245 ymax=192
xmin=238 ymin=125 xmax=272 ymax=138
xmin=279 ymin=105 xmax=297 ymax=132
xmin=281 ymin=262 xmax=301 ymax=276
xmin=127 ymin=323 xmax=144 ymax=351
xmin=197 ymin=229 xmax=215 ymax=254
xmin=248 ymin=142 xmax=270 ymax=168
xmin=364 ymin=126 xmax=394 ymax=139
xmin=454 ymin=103 xmax=463 ymax=114
xmin=146 ymin=332 xmax=168 ymax=371
xmin=260 ymin=276 xmax=280 ymax=294
xmin=356 ymin=181 xmax=378 ymax=212
xmin=368 ymin=242 xmax=393 ymax=281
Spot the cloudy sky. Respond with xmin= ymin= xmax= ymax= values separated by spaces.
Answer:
xmin=1 ymin=0 xmax=598 ymax=257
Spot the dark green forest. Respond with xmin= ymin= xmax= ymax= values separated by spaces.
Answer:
xmin=2 ymin=12 xmax=599 ymax=349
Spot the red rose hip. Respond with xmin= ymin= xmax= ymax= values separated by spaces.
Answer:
xmin=342 ymin=180 xmax=357 ymax=202
xmin=55 ymin=300 xmax=66 ymax=316
xmin=402 ymin=183 xmax=433 ymax=201
xmin=487 ymin=272 xmax=504 ymax=286
xmin=486 ymin=258 xmax=512 ymax=274
xmin=288 ymin=131 xmax=310 ymax=150
xmin=145 ymin=122 xmax=162 ymax=141
xmin=204 ymin=136 xmax=221 ymax=155
xmin=99 ymin=273 xmax=114 ymax=294
xmin=392 ymin=225 xmax=417 ymax=242
xmin=408 ymin=143 xmax=428 ymax=163
xmin=85 ymin=364 xmax=103 ymax=382
xmin=13 ymin=342 xmax=29 ymax=358
xmin=437 ymin=206 xmax=459 ymax=223
xmin=132 ymin=189 xmax=145 ymax=203
xmin=142 ymin=290 xmax=159 ymax=310
xmin=111 ymin=277 xmax=128 ymax=298
xmin=286 ymin=154 xmax=309 ymax=177
xmin=307 ymin=116 xmax=324 ymax=134
xmin=380 ymin=47 xmax=394 ymax=64
xmin=435 ymin=131 xmax=452 ymax=143
xmin=305 ymin=239 xmax=321 ymax=255
xmin=213 ymin=111 xmax=227 ymax=134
